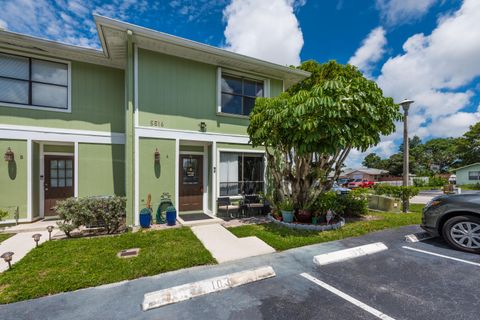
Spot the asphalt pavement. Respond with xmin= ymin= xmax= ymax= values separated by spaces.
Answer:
xmin=1 ymin=225 xmax=479 ymax=320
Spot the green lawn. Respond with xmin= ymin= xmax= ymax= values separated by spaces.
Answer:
xmin=0 ymin=228 xmax=215 ymax=304
xmin=0 ymin=233 xmax=14 ymax=244
xmin=229 ymin=207 xmax=423 ymax=251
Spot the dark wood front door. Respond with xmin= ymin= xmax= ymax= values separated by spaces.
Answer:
xmin=44 ymin=155 xmax=74 ymax=216
xmin=179 ymin=155 xmax=203 ymax=211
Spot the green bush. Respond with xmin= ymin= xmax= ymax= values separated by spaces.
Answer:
xmin=313 ymin=191 xmax=368 ymax=218
xmin=373 ymin=184 xmax=419 ymax=210
xmin=55 ymin=196 xmax=126 ymax=237
xmin=0 ymin=209 xmax=8 ymax=221
xmin=428 ymin=176 xmax=448 ymax=187
xmin=459 ymin=183 xmax=480 ymax=190
xmin=413 ymin=178 xmax=427 ymax=187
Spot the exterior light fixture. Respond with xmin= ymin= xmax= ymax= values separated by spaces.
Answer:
xmin=199 ymin=122 xmax=207 ymax=132
xmin=4 ymin=147 xmax=14 ymax=162
xmin=398 ymin=99 xmax=414 ymax=213
xmin=1 ymin=252 xmax=14 ymax=269
xmin=46 ymin=225 xmax=54 ymax=240
xmin=154 ymin=148 xmax=160 ymax=163
xmin=32 ymin=233 xmax=42 ymax=247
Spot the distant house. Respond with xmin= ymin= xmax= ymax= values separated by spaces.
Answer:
xmin=453 ymin=163 xmax=480 ymax=185
xmin=340 ymin=168 xmax=389 ymax=182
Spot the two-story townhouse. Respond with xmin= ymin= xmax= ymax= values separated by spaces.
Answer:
xmin=0 ymin=15 xmax=309 ymax=226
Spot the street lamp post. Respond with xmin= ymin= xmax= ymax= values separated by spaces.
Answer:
xmin=399 ymin=99 xmax=414 ymax=213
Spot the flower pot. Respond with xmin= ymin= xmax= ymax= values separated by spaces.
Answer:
xmin=281 ymin=210 xmax=294 ymax=223
xmin=297 ymin=209 xmax=312 ymax=223
xmin=312 ymin=216 xmax=318 ymax=225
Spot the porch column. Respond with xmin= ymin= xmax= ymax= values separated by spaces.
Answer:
xmin=125 ymin=30 xmax=136 ymax=226
xmin=212 ymin=141 xmax=217 ymax=216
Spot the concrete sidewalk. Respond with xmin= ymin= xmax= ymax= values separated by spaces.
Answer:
xmin=0 ymin=220 xmax=63 ymax=272
xmin=191 ymin=224 xmax=275 ymax=263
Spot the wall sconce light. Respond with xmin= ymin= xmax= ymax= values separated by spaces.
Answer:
xmin=1 ymin=252 xmax=14 ymax=270
xmin=154 ymin=148 xmax=160 ymax=163
xmin=32 ymin=233 xmax=42 ymax=247
xmin=199 ymin=122 xmax=207 ymax=132
xmin=4 ymin=147 xmax=14 ymax=162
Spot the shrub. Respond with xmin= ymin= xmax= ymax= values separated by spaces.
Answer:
xmin=313 ymin=191 xmax=368 ymax=218
xmin=55 ymin=196 xmax=126 ymax=237
xmin=428 ymin=176 xmax=448 ymax=187
xmin=0 ymin=209 xmax=8 ymax=221
xmin=413 ymin=178 xmax=427 ymax=187
xmin=373 ymin=184 xmax=419 ymax=211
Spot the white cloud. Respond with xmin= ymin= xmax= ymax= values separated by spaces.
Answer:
xmin=376 ymin=0 xmax=438 ymax=25
xmin=223 ymin=0 xmax=305 ymax=66
xmin=376 ymin=0 xmax=480 ymax=139
xmin=0 ymin=0 xmax=151 ymax=48
xmin=348 ymin=26 xmax=387 ymax=75
xmin=348 ymin=0 xmax=480 ymax=166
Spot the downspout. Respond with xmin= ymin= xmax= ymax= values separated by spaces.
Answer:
xmin=126 ymin=30 xmax=135 ymax=226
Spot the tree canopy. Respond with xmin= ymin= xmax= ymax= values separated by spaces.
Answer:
xmin=248 ymin=60 xmax=401 ymax=208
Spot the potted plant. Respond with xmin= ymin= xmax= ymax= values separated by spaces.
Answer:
xmin=311 ymin=211 xmax=321 ymax=225
xmin=279 ymin=198 xmax=295 ymax=223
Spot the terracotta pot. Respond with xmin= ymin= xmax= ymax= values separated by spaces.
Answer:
xmin=296 ymin=209 xmax=312 ymax=223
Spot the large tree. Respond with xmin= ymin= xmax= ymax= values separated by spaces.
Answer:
xmin=362 ymin=153 xmax=383 ymax=169
xmin=248 ymin=60 xmax=401 ymax=208
xmin=457 ymin=122 xmax=480 ymax=166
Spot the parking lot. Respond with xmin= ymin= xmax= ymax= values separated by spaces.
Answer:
xmin=1 ymin=225 xmax=479 ymax=320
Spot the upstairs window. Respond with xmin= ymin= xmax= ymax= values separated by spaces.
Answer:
xmin=220 ymin=73 xmax=264 ymax=116
xmin=0 ymin=52 xmax=69 ymax=111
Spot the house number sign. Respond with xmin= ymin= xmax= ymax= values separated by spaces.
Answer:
xmin=150 ymin=120 xmax=164 ymax=127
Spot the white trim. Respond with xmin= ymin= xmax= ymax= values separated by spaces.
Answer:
xmin=39 ymin=142 xmax=45 ymax=218
xmin=0 ymin=124 xmax=125 ymax=144
xmin=27 ymin=139 xmax=32 ymax=221
xmin=134 ymin=44 xmax=139 ymax=127
xmin=175 ymin=139 xmax=180 ymax=210
xmin=203 ymin=144 xmax=208 ymax=213
xmin=212 ymin=141 xmax=217 ymax=216
xmin=265 ymin=79 xmax=271 ymax=98
xmin=179 ymin=151 xmax=204 ymax=155
xmin=43 ymin=152 xmax=73 ymax=156
xmin=216 ymin=67 xmax=222 ymax=113
xmin=0 ymin=49 xmax=72 ymax=113
xmin=217 ymin=148 xmax=265 ymax=154
xmin=136 ymin=126 xmax=249 ymax=144
xmin=134 ymin=134 xmax=140 ymax=226
xmin=74 ymin=142 xmax=79 ymax=197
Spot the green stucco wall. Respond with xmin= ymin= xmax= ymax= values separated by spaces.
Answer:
xmin=456 ymin=164 xmax=480 ymax=185
xmin=43 ymin=144 xmax=74 ymax=153
xmin=137 ymin=49 xmax=284 ymax=136
xmin=180 ymin=145 xmax=204 ymax=153
xmin=0 ymin=59 xmax=125 ymax=133
xmin=270 ymin=79 xmax=284 ymax=97
xmin=32 ymin=142 xmax=40 ymax=218
xmin=138 ymin=138 xmax=176 ymax=213
xmin=77 ymin=143 xmax=125 ymax=197
xmin=0 ymin=139 xmax=27 ymax=220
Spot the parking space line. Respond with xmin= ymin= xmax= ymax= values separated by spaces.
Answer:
xmin=402 ymin=246 xmax=480 ymax=267
xmin=300 ymin=273 xmax=396 ymax=320
xmin=313 ymin=242 xmax=388 ymax=266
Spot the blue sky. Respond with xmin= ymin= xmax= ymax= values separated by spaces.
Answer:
xmin=0 ymin=0 xmax=479 ymax=166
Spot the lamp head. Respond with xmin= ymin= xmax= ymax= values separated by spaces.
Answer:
xmin=399 ymin=99 xmax=414 ymax=113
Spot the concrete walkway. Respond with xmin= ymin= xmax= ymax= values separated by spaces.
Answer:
xmin=191 ymin=224 xmax=275 ymax=263
xmin=0 ymin=220 xmax=63 ymax=272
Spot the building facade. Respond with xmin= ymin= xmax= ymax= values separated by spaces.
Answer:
xmin=0 ymin=16 xmax=309 ymax=225
xmin=454 ymin=163 xmax=480 ymax=185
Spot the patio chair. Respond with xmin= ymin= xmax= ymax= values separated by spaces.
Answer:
xmin=243 ymin=195 xmax=268 ymax=216
xmin=217 ymin=197 xmax=241 ymax=219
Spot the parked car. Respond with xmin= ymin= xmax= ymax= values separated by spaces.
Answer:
xmin=347 ymin=179 xmax=374 ymax=189
xmin=332 ymin=182 xmax=350 ymax=194
xmin=421 ymin=194 xmax=480 ymax=253
xmin=337 ymin=178 xmax=350 ymax=187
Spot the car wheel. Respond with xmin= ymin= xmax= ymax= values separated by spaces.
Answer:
xmin=442 ymin=215 xmax=480 ymax=254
